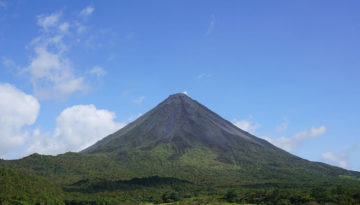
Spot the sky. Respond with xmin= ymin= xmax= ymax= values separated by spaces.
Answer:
xmin=0 ymin=1 xmax=359 ymax=171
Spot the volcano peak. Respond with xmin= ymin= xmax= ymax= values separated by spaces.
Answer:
xmin=82 ymin=93 xmax=272 ymax=155
xmin=163 ymin=92 xmax=194 ymax=105
xmin=169 ymin=92 xmax=188 ymax=97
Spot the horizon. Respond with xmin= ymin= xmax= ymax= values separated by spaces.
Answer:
xmin=0 ymin=1 xmax=359 ymax=172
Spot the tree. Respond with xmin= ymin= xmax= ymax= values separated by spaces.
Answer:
xmin=162 ymin=191 xmax=180 ymax=203
xmin=224 ymin=190 xmax=237 ymax=202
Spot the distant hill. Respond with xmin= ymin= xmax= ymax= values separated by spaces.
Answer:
xmin=1 ymin=93 xmax=360 ymax=204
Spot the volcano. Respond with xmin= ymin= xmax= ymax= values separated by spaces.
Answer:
xmin=77 ymin=93 xmax=358 ymax=185
xmin=82 ymin=93 xmax=277 ymax=156
xmin=4 ymin=94 xmax=359 ymax=182
xmin=1 ymin=93 xmax=360 ymax=204
xmin=81 ymin=93 xmax=294 ymax=167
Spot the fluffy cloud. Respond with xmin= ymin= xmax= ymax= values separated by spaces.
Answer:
xmin=21 ymin=6 xmax=104 ymax=100
xmin=321 ymin=146 xmax=359 ymax=169
xmin=24 ymin=11 xmax=90 ymax=100
xmin=322 ymin=151 xmax=348 ymax=168
xmin=37 ymin=12 xmax=61 ymax=31
xmin=80 ymin=6 xmax=94 ymax=17
xmin=25 ymin=105 xmax=125 ymax=156
xmin=55 ymin=105 xmax=123 ymax=151
xmin=0 ymin=83 xmax=40 ymax=158
xmin=263 ymin=126 xmax=327 ymax=152
xmin=27 ymin=46 xmax=87 ymax=99
xmin=89 ymin=66 xmax=106 ymax=77
xmin=0 ymin=83 xmax=125 ymax=158
xmin=233 ymin=119 xmax=260 ymax=134
xmin=59 ymin=22 xmax=70 ymax=33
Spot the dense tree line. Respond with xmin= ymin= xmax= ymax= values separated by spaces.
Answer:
xmin=223 ymin=186 xmax=360 ymax=204
xmin=2 ymin=167 xmax=360 ymax=204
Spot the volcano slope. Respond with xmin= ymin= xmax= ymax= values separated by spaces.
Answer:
xmin=1 ymin=93 xmax=360 ymax=204
xmin=79 ymin=93 xmax=357 ymax=183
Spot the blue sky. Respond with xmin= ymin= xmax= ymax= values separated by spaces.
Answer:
xmin=0 ymin=1 xmax=359 ymax=171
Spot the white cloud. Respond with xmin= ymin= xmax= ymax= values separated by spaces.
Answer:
xmin=322 ymin=151 xmax=348 ymax=169
xmin=59 ymin=22 xmax=70 ymax=33
xmin=24 ymin=12 xmax=89 ymax=100
xmin=206 ymin=15 xmax=215 ymax=35
xmin=9 ymin=8 xmax=107 ymax=100
xmin=26 ymin=45 xmax=86 ymax=99
xmin=263 ymin=126 xmax=327 ymax=152
xmin=133 ymin=96 xmax=145 ymax=104
xmin=0 ymin=83 xmax=40 ymax=158
xmin=233 ymin=119 xmax=260 ymax=134
xmin=28 ymin=46 xmax=69 ymax=80
xmin=37 ymin=12 xmax=61 ymax=31
xmin=75 ymin=22 xmax=87 ymax=34
xmin=183 ymin=91 xmax=188 ymax=95
xmin=0 ymin=84 xmax=125 ymax=158
xmin=89 ymin=66 xmax=106 ymax=77
xmin=6 ymin=6 xmax=105 ymax=100
xmin=304 ymin=126 xmax=327 ymax=137
xmin=54 ymin=105 xmax=125 ymax=151
xmin=80 ymin=6 xmax=94 ymax=17
xmin=24 ymin=105 xmax=125 ymax=156
xmin=321 ymin=146 xmax=359 ymax=169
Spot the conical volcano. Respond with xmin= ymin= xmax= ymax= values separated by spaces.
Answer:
xmin=80 ymin=93 xmax=358 ymax=183
xmin=3 ymin=93 xmax=359 ymax=189
xmin=82 ymin=93 xmax=273 ymax=155
xmin=1 ymin=93 xmax=360 ymax=203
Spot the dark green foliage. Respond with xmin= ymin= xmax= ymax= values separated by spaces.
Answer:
xmin=65 ymin=176 xmax=192 ymax=193
xmin=219 ymin=185 xmax=360 ymax=204
xmin=161 ymin=191 xmax=180 ymax=203
xmin=0 ymin=168 xmax=64 ymax=204
xmin=224 ymin=190 xmax=237 ymax=202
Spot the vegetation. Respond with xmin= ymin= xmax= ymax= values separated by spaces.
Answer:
xmin=2 ymin=151 xmax=360 ymax=204
xmin=0 ymin=168 xmax=64 ymax=204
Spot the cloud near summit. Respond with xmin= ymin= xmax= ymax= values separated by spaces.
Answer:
xmin=263 ymin=126 xmax=327 ymax=152
xmin=24 ymin=104 xmax=125 ymax=156
xmin=233 ymin=119 xmax=260 ymax=134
